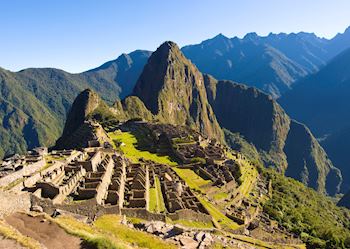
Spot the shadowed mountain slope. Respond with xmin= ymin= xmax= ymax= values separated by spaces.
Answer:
xmin=203 ymin=75 xmax=341 ymax=194
xmin=280 ymin=47 xmax=350 ymax=192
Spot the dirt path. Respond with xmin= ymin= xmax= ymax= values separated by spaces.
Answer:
xmin=5 ymin=213 xmax=82 ymax=249
xmin=0 ymin=236 xmax=26 ymax=249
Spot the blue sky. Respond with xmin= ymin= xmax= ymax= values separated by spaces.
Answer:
xmin=1 ymin=0 xmax=350 ymax=73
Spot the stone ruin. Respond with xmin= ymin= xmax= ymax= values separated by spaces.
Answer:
xmin=0 ymin=142 xmax=212 ymax=224
xmin=155 ymin=165 xmax=208 ymax=214
xmin=124 ymin=163 xmax=149 ymax=209
xmin=0 ymin=147 xmax=48 ymax=188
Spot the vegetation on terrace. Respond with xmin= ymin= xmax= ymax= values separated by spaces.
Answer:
xmin=236 ymin=160 xmax=258 ymax=197
xmin=53 ymin=215 xmax=125 ymax=249
xmin=54 ymin=214 xmax=179 ymax=249
xmin=169 ymin=218 xmax=214 ymax=229
xmin=172 ymin=167 xmax=211 ymax=192
xmin=108 ymin=130 xmax=177 ymax=165
xmin=149 ymin=176 xmax=166 ymax=213
xmin=94 ymin=215 xmax=178 ymax=249
xmin=197 ymin=195 xmax=241 ymax=231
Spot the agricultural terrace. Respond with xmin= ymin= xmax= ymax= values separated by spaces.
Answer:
xmin=108 ymin=130 xmax=177 ymax=165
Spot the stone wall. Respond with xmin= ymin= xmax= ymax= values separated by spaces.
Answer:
xmin=168 ymin=209 xmax=212 ymax=223
xmin=52 ymin=167 xmax=86 ymax=204
xmin=23 ymin=161 xmax=65 ymax=188
xmin=121 ymin=208 xmax=166 ymax=222
xmin=0 ymin=160 xmax=45 ymax=188
xmin=31 ymin=195 xmax=100 ymax=219
xmin=0 ymin=191 xmax=31 ymax=218
xmin=95 ymin=157 xmax=114 ymax=204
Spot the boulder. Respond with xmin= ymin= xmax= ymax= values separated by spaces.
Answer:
xmin=202 ymin=233 xmax=213 ymax=243
xmin=30 ymin=205 xmax=43 ymax=213
xmin=180 ymin=237 xmax=199 ymax=249
xmin=121 ymin=215 xmax=127 ymax=225
xmin=195 ymin=231 xmax=205 ymax=242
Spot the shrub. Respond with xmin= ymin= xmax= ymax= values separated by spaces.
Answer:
xmin=262 ymin=169 xmax=350 ymax=249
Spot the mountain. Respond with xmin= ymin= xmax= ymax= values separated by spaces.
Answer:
xmin=182 ymin=27 xmax=350 ymax=97
xmin=84 ymin=50 xmax=152 ymax=99
xmin=280 ymin=47 xmax=350 ymax=136
xmin=279 ymin=47 xmax=350 ymax=192
xmin=54 ymin=88 xmax=114 ymax=149
xmin=203 ymin=75 xmax=341 ymax=195
xmin=132 ymin=41 xmax=224 ymax=142
xmin=0 ymin=50 xmax=151 ymax=158
xmin=0 ymin=67 xmax=118 ymax=158
xmin=182 ymin=33 xmax=308 ymax=97
xmin=105 ymin=41 xmax=341 ymax=195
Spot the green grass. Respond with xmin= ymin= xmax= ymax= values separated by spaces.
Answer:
xmin=149 ymin=187 xmax=158 ymax=212
xmin=126 ymin=217 xmax=147 ymax=225
xmin=213 ymin=191 xmax=229 ymax=201
xmin=230 ymin=159 xmax=258 ymax=204
xmin=170 ymin=219 xmax=214 ymax=229
xmin=95 ymin=215 xmax=177 ymax=249
xmin=53 ymin=215 xmax=127 ymax=249
xmin=229 ymin=234 xmax=306 ymax=249
xmin=197 ymin=196 xmax=241 ymax=231
xmin=108 ymin=131 xmax=177 ymax=165
xmin=172 ymin=168 xmax=211 ymax=192
xmin=149 ymin=177 xmax=166 ymax=213
xmin=172 ymin=167 xmax=240 ymax=230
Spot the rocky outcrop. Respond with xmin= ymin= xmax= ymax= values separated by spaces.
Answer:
xmin=55 ymin=89 xmax=113 ymax=149
xmin=61 ymin=89 xmax=101 ymax=137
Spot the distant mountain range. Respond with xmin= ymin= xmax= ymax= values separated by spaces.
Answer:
xmin=280 ymin=47 xmax=350 ymax=192
xmin=182 ymin=26 xmax=350 ymax=97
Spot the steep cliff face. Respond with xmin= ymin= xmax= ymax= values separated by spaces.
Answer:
xmin=204 ymin=75 xmax=341 ymax=194
xmin=204 ymin=75 xmax=290 ymax=170
xmin=133 ymin=41 xmax=223 ymax=142
xmin=55 ymin=88 xmax=114 ymax=149
xmin=284 ymin=120 xmax=342 ymax=195
xmin=61 ymin=89 xmax=101 ymax=137
xmin=280 ymin=48 xmax=350 ymax=193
